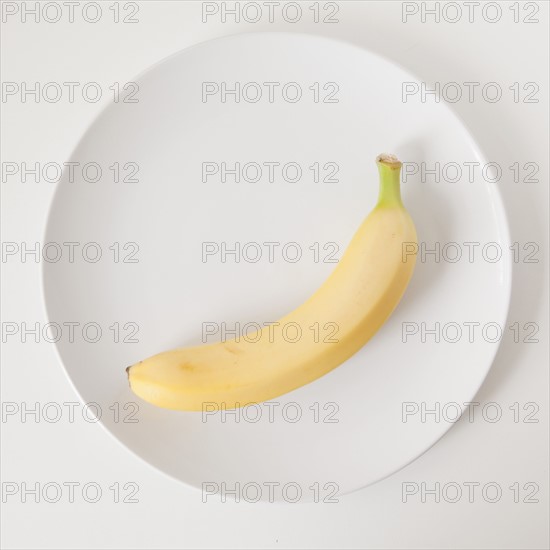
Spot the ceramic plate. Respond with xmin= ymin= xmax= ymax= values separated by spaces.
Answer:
xmin=43 ymin=32 xmax=511 ymax=500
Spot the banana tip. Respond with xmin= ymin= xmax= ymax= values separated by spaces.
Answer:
xmin=376 ymin=153 xmax=401 ymax=166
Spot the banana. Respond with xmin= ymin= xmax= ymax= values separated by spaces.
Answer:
xmin=127 ymin=154 xmax=417 ymax=411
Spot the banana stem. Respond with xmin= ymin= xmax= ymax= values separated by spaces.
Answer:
xmin=376 ymin=153 xmax=402 ymax=208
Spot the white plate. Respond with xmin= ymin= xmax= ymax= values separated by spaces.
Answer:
xmin=43 ymin=32 xmax=511 ymax=500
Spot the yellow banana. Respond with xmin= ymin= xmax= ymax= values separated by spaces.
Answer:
xmin=127 ymin=154 xmax=417 ymax=411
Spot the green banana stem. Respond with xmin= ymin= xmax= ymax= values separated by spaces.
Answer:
xmin=376 ymin=153 xmax=402 ymax=208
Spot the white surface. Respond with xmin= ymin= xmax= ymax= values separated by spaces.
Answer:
xmin=1 ymin=1 xmax=548 ymax=548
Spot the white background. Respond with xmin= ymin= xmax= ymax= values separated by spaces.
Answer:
xmin=1 ymin=1 xmax=548 ymax=549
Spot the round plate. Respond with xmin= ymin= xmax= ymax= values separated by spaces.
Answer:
xmin=43 ymin=32 xmax=511 ymax=500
